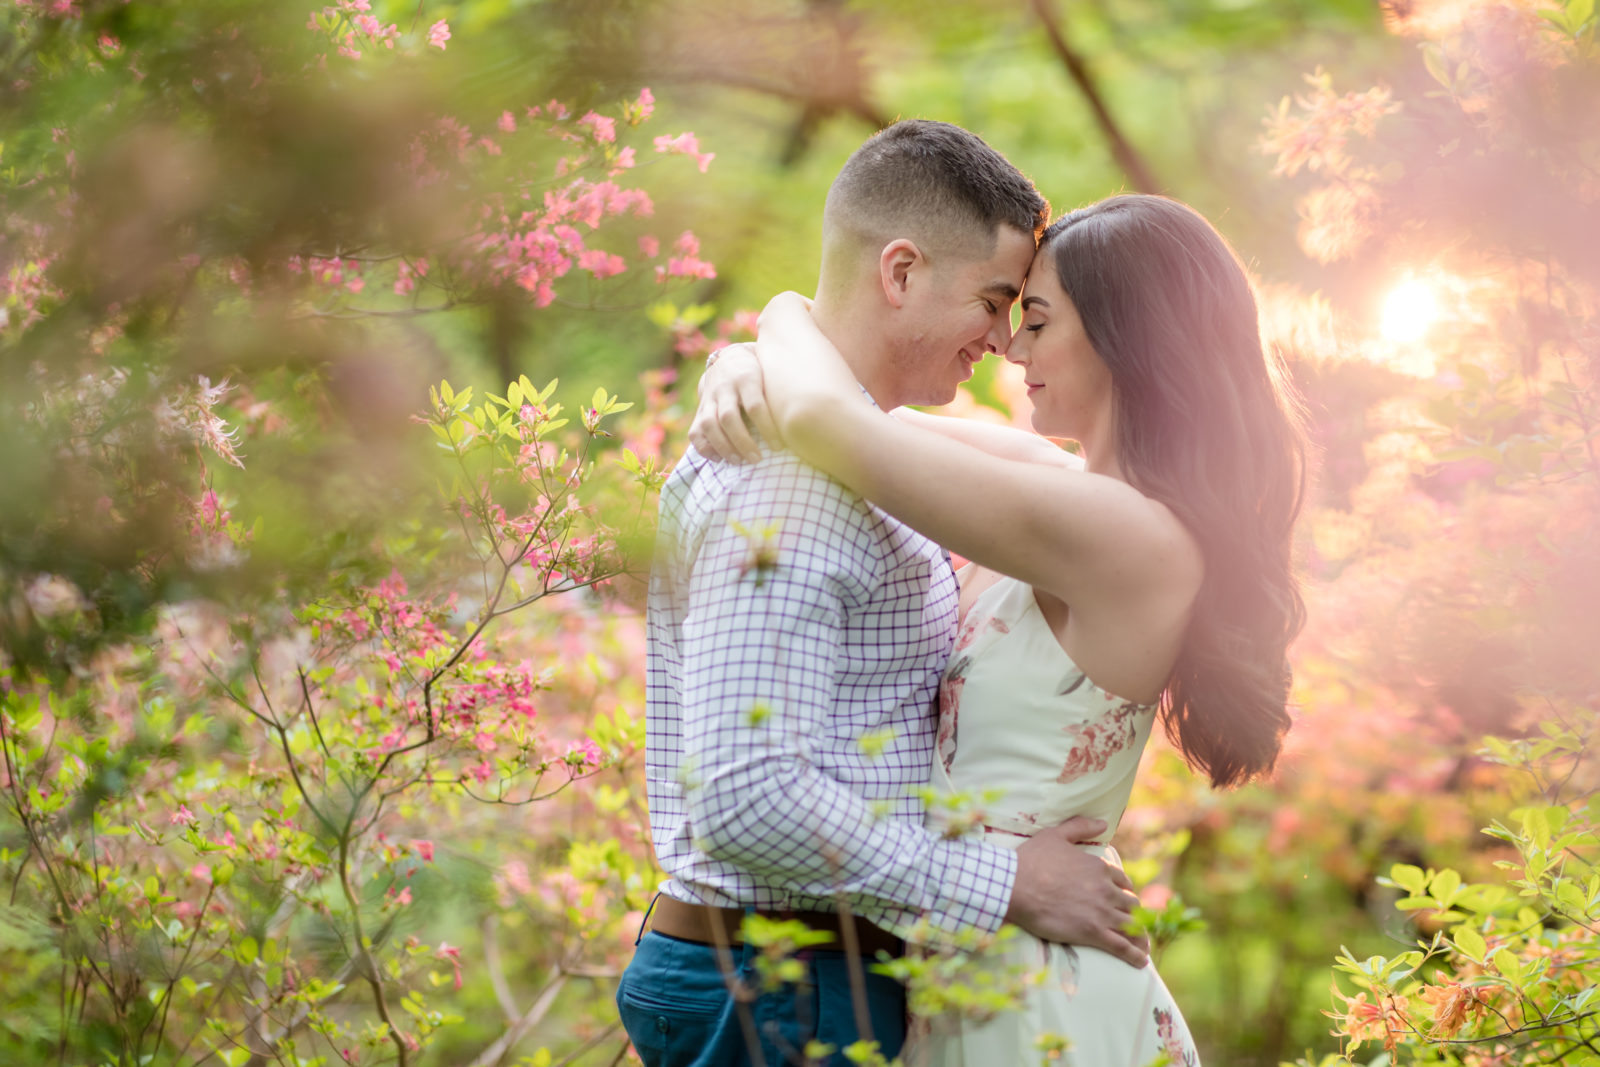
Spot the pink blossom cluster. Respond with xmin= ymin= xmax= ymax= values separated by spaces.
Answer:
xmin=1261 ymin=71 xmax=1398 ymax=179
xmin=304 ymin=87 xmax=717 ymax=313
xmin=11 ymin=0 xmax=79 ymax=17
xmin=652 ymin=131 xmax=715 ymax=173
xmin=287 ymin=254 xmax=366 ymax=294
xmin=657 ymin=230 xmax=716 ymax=283
xmin=578 ymin=110 xmax=616 ymax=144
xmin=306 ymin=0 xmax=403 ymax=60
xmin=156 ymin=376 xmax=245 ymax=470
xmin=472 ymin=179 xmax=655 ymax=306
xmin=3 ymin=256 xmax=64 ymax=332
xmin=627 ymin=87 xmax=655 ymax=125
xmin=394 ymin=257 xmax=428 ymax=296
xmin=670 ymin=307 xmax=758 ymax=360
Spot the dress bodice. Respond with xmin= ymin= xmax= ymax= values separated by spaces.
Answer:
xmin=928 ymin=576 xmax=1158 ymax=842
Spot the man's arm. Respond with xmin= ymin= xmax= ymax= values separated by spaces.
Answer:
xmin=679 ymin=457 xmax=1016 ymax=937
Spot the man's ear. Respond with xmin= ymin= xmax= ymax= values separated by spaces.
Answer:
xmin=878 ymin=239 xmax=922 ymax=309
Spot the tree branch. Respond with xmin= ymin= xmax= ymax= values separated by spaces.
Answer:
xmin=1029 ymin=0 xmax=1163 ymax=195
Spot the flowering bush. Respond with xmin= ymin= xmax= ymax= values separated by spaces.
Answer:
xmin=1250 ymin=1 xmax=1600 ymax=1063
xmin=0 ymin=3 xmax=719 ymax=1064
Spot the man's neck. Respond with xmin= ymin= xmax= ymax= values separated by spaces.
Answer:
xmin=807 ymin=294 xmax=903 ymax=410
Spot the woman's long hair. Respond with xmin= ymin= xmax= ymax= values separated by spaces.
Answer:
xmin=1043 ymin=195 xmax=1308 ymax=788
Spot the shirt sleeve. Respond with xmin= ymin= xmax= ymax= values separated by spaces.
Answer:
xmin=678 ymin=455 xmax=1017 ymax=937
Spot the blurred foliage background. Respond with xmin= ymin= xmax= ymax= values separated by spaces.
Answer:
xmin=3 ymin=1 xmax=1598 ymax=1065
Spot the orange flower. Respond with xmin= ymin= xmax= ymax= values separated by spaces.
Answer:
xmin=1329 ymin=985 xmax=1411 ymax=1053
xmin=1418 ymin=981 xmax=1489 ymax=1038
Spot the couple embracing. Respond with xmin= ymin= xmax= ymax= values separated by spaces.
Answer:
xmin=617 ymin=119 xmax=1306 ymax=1065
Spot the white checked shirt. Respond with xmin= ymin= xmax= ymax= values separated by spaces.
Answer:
xmin=644 ymin=434 xmax=1018 ymax=938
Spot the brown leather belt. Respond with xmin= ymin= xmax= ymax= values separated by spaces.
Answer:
xmin=648 ymin=894 xmax=904 ymax=959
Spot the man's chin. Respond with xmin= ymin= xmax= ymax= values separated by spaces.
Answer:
xmin=914 ymin=383 xmax=961 ymax=409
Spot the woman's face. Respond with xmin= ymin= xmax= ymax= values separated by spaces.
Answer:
xmin=1005 ymin=244 xmax=1115 ymax=441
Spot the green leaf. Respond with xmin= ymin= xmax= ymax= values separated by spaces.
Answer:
xmin=1422 ymin=44 xmax=1451 ymax=89
xmin=1390 ymin=863 xmax=1427 ymax=896
xmin=1453 ymin=925 xmax=1486 ymax=961
xmin=1431 ymin=868 xmax=1461 ymax=905
xmin=237 ymin=936 xmax=259 ymax=965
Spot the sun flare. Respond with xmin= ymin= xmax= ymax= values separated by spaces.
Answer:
xmin=1380 ymin=280 xmax=1438 ymax=343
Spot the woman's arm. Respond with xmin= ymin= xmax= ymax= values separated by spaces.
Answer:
xmin=690 ymin=344 xmax=1082 ymax=471
xmin=753 ymin=293 xmax=1194 ymax=608
xmin=893 ymin=408 xmax=1083 ymax=471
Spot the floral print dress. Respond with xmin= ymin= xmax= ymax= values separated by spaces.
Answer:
xmin=915 ymin=576 xmax=1201 ymax=1067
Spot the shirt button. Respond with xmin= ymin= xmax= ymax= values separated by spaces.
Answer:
xmin=655 ymin=1016 xmax=670 ymax=1033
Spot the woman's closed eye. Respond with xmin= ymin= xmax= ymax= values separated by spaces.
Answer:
xmin=1024 ymin=322 xmax=1046 ymax=333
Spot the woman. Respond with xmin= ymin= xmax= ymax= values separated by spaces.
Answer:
xmin=691 ymin=194 xmax=1306 ymax=1064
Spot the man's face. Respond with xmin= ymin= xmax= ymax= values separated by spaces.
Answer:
xmin=891 ymin=225 xmax=1037 ymax=407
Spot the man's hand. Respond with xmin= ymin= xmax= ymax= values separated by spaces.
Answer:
xmin=688 ymin=342 xmax=777 ymax=464
xmin=1005 ymin=816 xmax=1151 ymax=969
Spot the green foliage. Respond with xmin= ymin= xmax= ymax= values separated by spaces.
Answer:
xmin=1305 ymin=713 xmax=1599 ymax=1064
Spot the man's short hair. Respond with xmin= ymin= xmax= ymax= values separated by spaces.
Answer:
xmin=824 ymin=119 xmax=1048 ymax=261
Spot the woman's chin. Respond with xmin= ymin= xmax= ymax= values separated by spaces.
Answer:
xmin=1027 ymin=410 xmax=1060 ymax=437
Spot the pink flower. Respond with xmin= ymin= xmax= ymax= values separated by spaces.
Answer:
xmin=638 ymin=234 xmax=659 ymax=258
xmin=436 ymin=942 xmax=463 ymax=989
xmin=503 ymin=860 xmax=533 ymax=895
xmin=564 ymin=739 xmax=603 ymax=769
xmin=1139 ymin=883 xmax=1173 ymax=910
xmin=498 ymin=110 xmax=517 ymax=133
xmin=170 ymin=805 xmax=196 ymax=826
xmin=199 ymin=489 xmax=221 ymax=528
xmin=611 ymin=146 xmax=636 ymax=172
xmin=426 ymin=19 xmax=450 ymax=49
xmin=411 ymin=839 xmax=435 ymax=862
xmin=662 ymin=256 xmax=716 ymax=281
xmin=578 ymin=110 xmax=616 ymax=143
xmin=654 ymin=131 xmax=713 ymax=172
xmin=578 ymin=249 xmax=626 ymax=279
xmin=634 ymin=87 xmax=655 ymax=122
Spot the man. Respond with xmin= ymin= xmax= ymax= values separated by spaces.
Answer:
xmin=619 ymin=120 xmax=1147 ymax=1065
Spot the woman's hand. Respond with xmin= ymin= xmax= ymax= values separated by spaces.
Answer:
xmin=753 ymin=292 xmax=869 ymax=437
xmin=688 ymin=343 xmax=780 ymax=464
xmin=688 ymin=292 xmax=867 ymax=464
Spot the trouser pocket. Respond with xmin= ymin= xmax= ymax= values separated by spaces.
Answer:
xmin=617 ymin=933 xmax=741 ymax=1066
